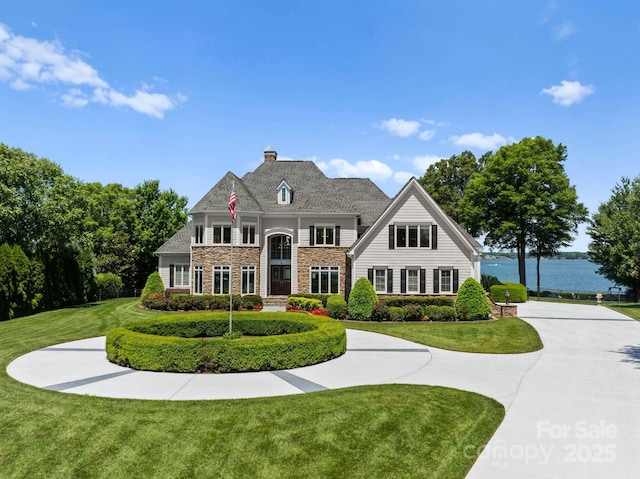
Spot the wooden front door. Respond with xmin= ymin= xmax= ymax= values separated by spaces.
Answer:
xmin=271 ymin=265 xmax=291 ymax=295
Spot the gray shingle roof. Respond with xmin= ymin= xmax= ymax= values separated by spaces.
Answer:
xmin=188 ymin=161 xmax=391 ymax=222
xmin=155 ymin=222 xmax=192 ymax=254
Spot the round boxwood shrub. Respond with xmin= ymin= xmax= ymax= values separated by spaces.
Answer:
xmin=141 ymin=272 xmax=164 ymax=300
xmin=437 ymin=305 xmax=457 ymax=322
xmin=491 ymin=282 xmax=528 ymax=303
xmin=327 ymin=295 xmax=347 ymax=319
xmin=106 ymin=312 xmax=346 ymax=373
xmin=423 ymin=305 xmax=440 ymax=321
xmin=403 ymin=303 xmax=423 ymax=321
xmin=348 ymin=277 xmax=378 ymax=320
xmin=455 ymin=277 xmax=491 ymax=321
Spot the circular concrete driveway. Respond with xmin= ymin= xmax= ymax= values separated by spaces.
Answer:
xmin=7 ymin=302 xmax=640 ymax=478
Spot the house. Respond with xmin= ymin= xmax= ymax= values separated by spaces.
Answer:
xmin=155 ymin=146 xmax=482 ymax=299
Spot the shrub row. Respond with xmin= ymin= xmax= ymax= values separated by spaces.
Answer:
xmin=286 ymin=296 xmax=324 ymax=312
xmin=288 ymin=293 xmax=330 ymax=307
xmin=106 ymin=312 xmax=347 ymax=373
xmin=378 ymin=296 xmax=455 ymax=308
xmin=369 ymin=302 xmax=458 ymax=322
xmin=491 ymin=282 xmax=528 ymax=303
xmin=142 ymin=292 xmax=252 ymax=311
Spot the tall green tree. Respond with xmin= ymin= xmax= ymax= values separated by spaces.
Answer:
xmin=418 ymin=151 xmax=482 ymax=226
xmin=588 ymin=176 xmax=640 ymax=300
xmin=460 ymin=137 xmax=587 ymax=287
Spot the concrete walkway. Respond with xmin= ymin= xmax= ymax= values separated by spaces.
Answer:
xmin=6 ymin=301 xmax=640 ymax=477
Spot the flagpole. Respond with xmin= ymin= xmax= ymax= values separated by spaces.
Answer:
xmin=228 ymin=181 xmax=237 ymax=335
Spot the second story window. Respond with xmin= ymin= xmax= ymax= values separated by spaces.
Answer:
xmin=242 ymin=224 xmax=256 ymax=245
xmin=213 ymin=225 xmax=231 ymax=244
xmin=194 ymin=224 xmax=204 ymax=244
xmin=316 ymin=225 xmax=334 ymax=245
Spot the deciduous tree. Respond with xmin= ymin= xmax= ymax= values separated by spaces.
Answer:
xmin=588 ymin=176 xmax=640 ymax=300
xmin=459 ymin=137 xmax=587 ymax=287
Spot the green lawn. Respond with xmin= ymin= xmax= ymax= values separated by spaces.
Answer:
xmin=344 ymin=317 xmax=543 ymax=354
xmin=0 ymin=299 xmax=504 ymax=479
xmin=607 ymin=302 xmax=640 ymax=321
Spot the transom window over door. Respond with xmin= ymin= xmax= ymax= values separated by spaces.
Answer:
xmin=270 ymin=235 xmax=291 ymax=260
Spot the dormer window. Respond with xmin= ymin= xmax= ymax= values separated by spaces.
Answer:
xmin=277 ymin=180 xmax=292 ymax=205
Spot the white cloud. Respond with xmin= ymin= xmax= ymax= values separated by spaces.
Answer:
xmin=412 ymin=155 xmax=444 ymax=171
xmin=418 ymin=130 xmax=436 ymax=141
xmin=0 ymin=22 xmax=184 ymax=118
xmin=316 ymin=158 xmax=393 ymax=181
xmin=541 ymin=80 xmax=595 ymax=106
xmin=554 ymin=22 xmax=576 ymax=40
xmin=61 ymin=88 xmax=88 ymax=107
xmin=449 ymin=132 xmax=508 ymax=150
xmin=393 ymin=171 xmax=414 ymax=184
xmin=378 ymin=118 xmax=421 ymax=137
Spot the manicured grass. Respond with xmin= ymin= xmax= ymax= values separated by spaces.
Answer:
xmin=607 ymin=302 xmax=640 ymax=321
xmin=0 ymin=299 xmax=504 ymax=479
xmin=344 ymin=317 xmax=543 ymax=354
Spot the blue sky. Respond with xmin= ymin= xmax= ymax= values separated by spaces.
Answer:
xmin=2 ymin=1 xmax=639 ymax=251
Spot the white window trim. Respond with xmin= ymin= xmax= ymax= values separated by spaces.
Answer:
xmin=193 ymin=265 xmax=203 ymax=295
xmin=314 ymin=224 xmax=335 ymax=246
xmin=440 ymin=268 xmax=453 ymax=294
xmin=194 ymin=224 xmax=205 ymax=245
xmin=242 ymin=223 xmax=257 ymax=245
xmin=175 ymin=264 xmax=190 ymax=287
xmin=395 ymin=224 xmax=431 ymax=248
xmin=212 ymin=265 xmax=231 ymax=295
xmin=241 ymin=265 xmax=256 ymax=295
xmin=406 ymin=268 xmax=419 ymax=294
xmin=373 ymin=267 xmax=388 ymax=294
xmin=310 ymin=265 xmax=340 ymax=295
xmin=212 ymin=224 xmax=232 ymax=244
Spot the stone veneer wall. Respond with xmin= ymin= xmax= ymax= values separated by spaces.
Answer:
xmin=297 ymin=247 xmax=349 ymax=295
xmin=191 ymin=246 xmax=260 ymax=295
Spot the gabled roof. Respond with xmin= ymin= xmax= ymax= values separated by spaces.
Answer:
xmin=347 ymin=177 xmax=482 ymax=257
xmin=236 ymin=161 xmax=390 ymax=222
xmin=155 ymin=221 xmax=192 ymax=254
xmin=190 ymin=172 xmax=261 ymax=215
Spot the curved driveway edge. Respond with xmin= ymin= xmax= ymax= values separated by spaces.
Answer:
xmin=465 ymin=301 xmax=640 ymax=479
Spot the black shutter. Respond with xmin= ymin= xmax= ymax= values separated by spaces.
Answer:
xmin=368 ymin=268 xmax=374 ymax=284
xmin=453 ymin=269 xmax=459 ymax=293
xmin=400 ymin=269 xmax=407 ymax=294
xmin=169 ymin=264 xmax=174 ymax=287
xmin=432 ymin=225 xmax=438 ymax=250
xmin=420 ymin=268 xmax=426 ymax=294
xmin=335 ymin=225 xmax=340 ymax=246
xmin=387 ymin=269 xmax=393 ymax=293
xmin=310 ymin=226 xmax=315 ymax=246
xmin=389 ymin=225 xmax=395 ymax=249
xmin=433 ymin=269 xmax=440 ymax=294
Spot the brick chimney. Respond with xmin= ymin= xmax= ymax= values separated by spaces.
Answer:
xmin=264 ymin=145 xmax=277 ymax=162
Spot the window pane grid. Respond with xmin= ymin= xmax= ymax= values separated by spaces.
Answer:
xmin=310 ymin=266 xmax=339 ymax=294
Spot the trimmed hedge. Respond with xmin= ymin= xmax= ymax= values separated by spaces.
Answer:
xmin=287 ymin=296 xmax=324 ymax=312
xmin=491 ymin=282 xmax=528 ymax=303
xmin=379 ymin=296 xmax=454 ymax=308
xmin=288 ymin=293 xmax=330 ymax=307
xmin=423 ymin=305 xmax=457 ymax=322
xmin=142 ymin=293 xmax=243 ymax=311
xmin=455 ymin=278 xmax=491 ymax=321
xmin=371 ymin=302 xmax=391 ymax=322
xmin=389 ymin=306 xmax=406 ymax=322
xmin=326 ymin=295 xmax=347 ymax=319
xmin=106 ymin=312 xmax=347 ymax=373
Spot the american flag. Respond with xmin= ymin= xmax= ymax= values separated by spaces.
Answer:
xmin=228 ymin=185 xmax=237 ymax=223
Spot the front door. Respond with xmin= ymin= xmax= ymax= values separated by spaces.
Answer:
xmin=271 ymin=265 xmax=291 ymax=295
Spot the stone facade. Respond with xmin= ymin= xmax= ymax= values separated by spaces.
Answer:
xmin=191 ymin=245 xmax=260 ymax=295
xmin=297 ymin=246 xmax=349 ymax=296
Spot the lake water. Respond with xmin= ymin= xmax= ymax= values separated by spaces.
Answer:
xmin=481 ymin=259 xmax=615 ymax=293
